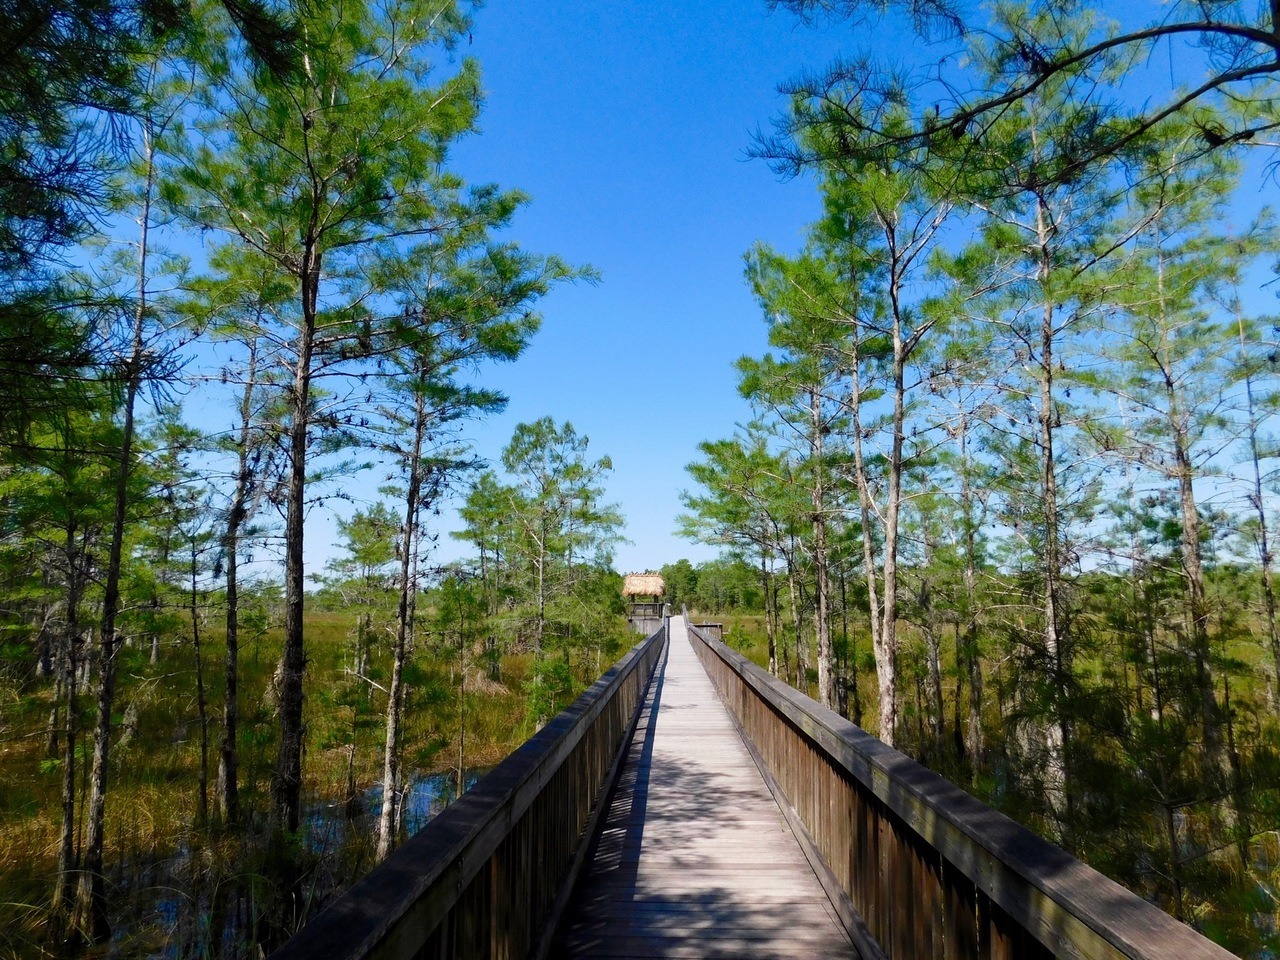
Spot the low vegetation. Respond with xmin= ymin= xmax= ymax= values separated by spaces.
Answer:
xmin=0 ymin=588 xmax=628 ymax=959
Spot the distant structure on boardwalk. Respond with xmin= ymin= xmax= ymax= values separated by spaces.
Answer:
xmin=623 ymin=572 xmax=665 ymax=633
xmin=622 ymin=573 xmax=664 ymax=601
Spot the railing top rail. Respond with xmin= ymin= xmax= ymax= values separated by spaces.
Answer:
xmin=685 ymin=620 xmax=1238 ymax=960
xmin=271 ymin=623 xmax=667 ymax=960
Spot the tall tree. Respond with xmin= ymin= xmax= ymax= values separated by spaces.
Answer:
xmin=72 ymin=59 xmax=186 ymax=938
xmin=214 ymin=329 xmax=284 ymax=825
xmin=373 ymin=237 xmax=565 ymax=859
xmin=681 ymin=429 xmax=794 ymax=678
xmin=935 ymin=24 xmax=1149 ymax=832
xmin=1231 ymin=299 xmax=1280 ymax=704
xmin=1094 ymin=127 xmax=1266 ymax=776
xmin=771 ymin=115 xmax=952 ymax=745
xmin=172 ymin=0 xmax=498 ymax=837
xmin=741 ymin=247 xmax=852 ymax=707
xmin=454 ymin=471 xmax=522 ymax=677
xmin=498 ymin=417 xmax=622 ymax=716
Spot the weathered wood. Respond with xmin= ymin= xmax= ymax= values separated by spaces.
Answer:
xmin=269 ymin=624 xmax=666 ymax=960
xmin=730 ymin=676 xmax=886 ymax=960
xmin=555 ymin=618 xmax=856 ymax=958
xmin=685 ymin=618 xmax=1241 ymax=960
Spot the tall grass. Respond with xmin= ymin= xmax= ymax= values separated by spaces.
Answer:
xmin=0 ymin=606 xmax=562 ymax=959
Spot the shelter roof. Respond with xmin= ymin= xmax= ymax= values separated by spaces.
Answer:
xmin=623 ymin=573 xmax=665 ymax=597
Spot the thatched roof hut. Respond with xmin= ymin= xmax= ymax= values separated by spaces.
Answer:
xmin=623 ymin=572 xmax=665 ymax=598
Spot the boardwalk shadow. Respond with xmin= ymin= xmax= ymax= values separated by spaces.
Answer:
xmin=583 ymin=636 xmax=665 ymax=886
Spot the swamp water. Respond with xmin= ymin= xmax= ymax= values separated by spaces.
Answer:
xmin=105 ymin=769 xmax=489 ymax=960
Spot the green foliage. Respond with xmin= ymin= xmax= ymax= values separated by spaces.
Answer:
xmin=452 ymin=420 xmax=627 ymax=721
xmin=672 ymin=5 xmax=1280 ymax=950
xmin=662 ymin=558 xmax=764 ymax=614
xmin=525 ymin=656 xmax=575 ymax=725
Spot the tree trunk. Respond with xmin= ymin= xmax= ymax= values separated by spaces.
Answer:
xmin=71 ymin=114 xmax=155 ymax=942
xmin=52 ymin=522 xmax=82 ymax=928
xmin=216 ymin=330 xmax=264 ymax=828
xmin=921 ymin=578 xmax=944 ymax=751
xmin=958 ymin=406 xmax=983 ymax=764
xmin=1241 ymin=324 xmax=1280 ymax=702
xmin=877 ymin=276 xmax=907 ymax=749
xmin=1174 ymin=425 xmax=1221 ymax=773
xmin=45 ymin=675 xmax=61 ymax=759
xmin=1148 ymin=620 xmax=1184 ymax=920
xmin=952 ymin=623 xmax=966 ymax=758
xmin=218 ymin=433 xmax=247 ymax=826
xmin=760 ymin=553 xmax=777 ymax=676
xmin=150 ymin=528 xmax=171 ymax=665
xmin=191 ymin=551 xmax=209 ymax=828
xmin=37 ymin=603 xmax=54 ymax=679
xmin=786 ymin=552 xmax=803 ymax=689
xmin=378 ymin=385 xmax=426 ymax=860
xmin=1035 ymin=197 xmax=1071 ymax=835
xmin=1223 ymin=671 xmax=1251 ymax=867
xmin=456 ymin=621 xmax=466 ymax=800
xmin=535 ymin=515 xmax=547 ymax=656
xmin=1150 ymin=243 xmax=1221 ymax=778
xmin=345 ymin=710 xmax=359 ymax=820
xmin=848 ymin=341 xmax=887 ymax=739
xmin=218 ymin=504 xmax=240 ymax=825
xmin=271 ymin=243 xmax=318 ymax=837
xmin=72 ymin=390 xmax=134 ymax=943
xmin=810 ymin=389 xmax=835 ymax=708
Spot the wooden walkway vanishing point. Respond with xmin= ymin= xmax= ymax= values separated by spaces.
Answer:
xmin=554 ymin=618 xmax=857 ymax=959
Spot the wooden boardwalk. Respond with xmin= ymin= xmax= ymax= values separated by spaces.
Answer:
xmin=555 ymin=619 xmax=857 ymax=959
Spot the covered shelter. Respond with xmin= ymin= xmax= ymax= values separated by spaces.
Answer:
xmin=622 ymin=573 xmax=665 ymax=601
xmin=623 ymin=572 xmax=665 ymax=631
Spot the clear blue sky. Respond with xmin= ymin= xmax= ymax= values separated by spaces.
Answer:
xmin=419 ymin=0 xmax=858 ymax=573
xmin=301 ymin=1 xmax=1277 ymax=579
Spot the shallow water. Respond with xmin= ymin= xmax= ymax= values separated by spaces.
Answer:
xmin=367 ymin=768 xmax=489 ymax=836
xmin=107 ymin=768 xmax=489 ymax=960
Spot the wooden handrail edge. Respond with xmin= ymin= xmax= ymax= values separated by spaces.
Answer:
xmin=683 ymin=618 xmax=1239 ymax=960
xmin=269 ymin=623 xmax=668 ymax=960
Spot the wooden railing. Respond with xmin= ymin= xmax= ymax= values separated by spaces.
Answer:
xmin=271 ymin=623 xmax=667 ymax=960
xmin=685 ymin=618 xmax=1240 ymax=960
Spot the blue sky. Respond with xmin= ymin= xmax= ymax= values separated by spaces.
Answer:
xmin=236 ymin=1 xmax=1280 ymax=580
xmin=417 ymin=0 xmax=859 ymax=573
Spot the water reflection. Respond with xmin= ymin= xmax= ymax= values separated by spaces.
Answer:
xmin=370 ymin=768 xmax=489 ymax=837
xmin=116 ymin=768 xmax=488 ymax=960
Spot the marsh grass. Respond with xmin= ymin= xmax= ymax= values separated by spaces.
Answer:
xmin=0 ymin=607 xmax=551 ymax=959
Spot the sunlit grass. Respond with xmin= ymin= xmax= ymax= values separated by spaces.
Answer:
xmin=0 ymin=604 xmax=584 ymax=958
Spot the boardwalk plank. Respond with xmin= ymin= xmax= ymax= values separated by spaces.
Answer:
xmin=555 ymin=619 xmax=858 ymax=959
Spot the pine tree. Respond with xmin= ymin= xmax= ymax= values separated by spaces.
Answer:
xmin=170 ymin=0 xmax=501 ymax=837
